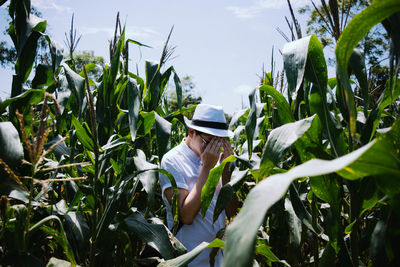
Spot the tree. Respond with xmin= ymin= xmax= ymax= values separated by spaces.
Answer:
xmin=166 ymin=75 xmax=202 ymax=112
xmin=298 ymin=0 xmax=389 ymax=68
xmin=69 ymin=50 xmax=105 ymax=81
xmin=296 ymin=0 xmax=392 ymax=104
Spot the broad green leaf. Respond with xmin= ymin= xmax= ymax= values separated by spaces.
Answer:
xmin=213 ymin=169 xmax=248 ymax=222
xmin=43 ymin=35 xmax=64 ymax=75
xmin=259 ymin=85 xmax=294 ymax=124
xmin=157 ymin=239 xmax=224 ymax=267
xmin=310 ymin=175 xmax=341 ymax=212
xmin=63 ymin=63 xmax=85 ymax=115
xmin=201 ymin=155 xmax=236 ymax=218
xmin=293 ymin=114 xmax=323 ymax=162
xmin=0 ymin=89 xmax=45 ymax=114
xmin=337 ymin=118 xmax=400 ymax=183
xmin=282 ymin=35 xmax=309 ymax=104
xmin=133 ymin=150 xmax=158 ymax=207
xmin=0 ymin=121 xmax=24 ymax=168
xmin=223 ymin=117 xmax=400 ymax=267
xmin=289 ymin=184 xmax=323 ymax=235
xmin=32 ymin=64 xmax=53 ymax=88
xmin=14 ymin=14 xmax=47 ymax=84
xmin=173 ymin=70 xmax=182 ymax=110
xmin=349 ymin=48 xmax=369 ymax=117
xmin=71 ymin=115 xmax=94 ymax=151
xmin=283 ymin=35 xmax=345 ymax=157
xmin=29 ymin=215 xmax=76 ymax=265
xmin=138 ymin=111 xmax=156 ymax=136
xmin=370 ymin=220 xmax=386 ymax=266
xmin=255 ymin=243 xmax=281 ymax=264
xmin=0 ymin=174 xmax=29 ymax=203
xmin=336 ymin=0 xmax=400 ymax=137
xmin=256 ymin=115 xmax=316 ymax=180
xmin=229 ymin=109 xmax=247 ymax=129
xmin=127 ymin=77 xmax=140 ymax=141
xmin=123 ymin=210 xmax=185 ymax=259
xmin=155 ymin=112 xmax=171 ymax=160
xmin=284 ymin=197 xmax=302 ymax=250
xmin=245 ymin=89 xmax=257 ymax=158
xmin=144 ymin=60 xmax=160 ymax=110
xmin=156 ymin=168 xmax=179 ymax=231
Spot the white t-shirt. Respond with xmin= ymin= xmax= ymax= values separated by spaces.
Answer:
xmin=159 ymin=140 xmax=226 ymax=267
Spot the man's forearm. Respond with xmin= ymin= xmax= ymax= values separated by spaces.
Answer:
xmin=179 ymin=165 xmax=212 ymax=224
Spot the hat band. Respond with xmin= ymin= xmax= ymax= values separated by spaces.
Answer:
xmin=192 ymin=119 xmax=228 ymax=130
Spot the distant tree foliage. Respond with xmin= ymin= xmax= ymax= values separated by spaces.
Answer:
xmin=67 ymin=50 xmax=105 ymax=81
xmin=166 ymin=75 xmax=202 ymax=112
xmin=299 ymin=0 xmax=389 ymax=68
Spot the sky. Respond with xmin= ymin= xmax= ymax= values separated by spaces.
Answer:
xmin=0 ymin=0 xmax=313 ymax=115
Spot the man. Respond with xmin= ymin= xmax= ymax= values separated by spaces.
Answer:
xmin=159 ymin=104 xmax=236 ymax=266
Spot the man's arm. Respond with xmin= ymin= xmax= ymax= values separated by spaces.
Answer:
xmin=164 ymin=138 xmax=222 ymax=225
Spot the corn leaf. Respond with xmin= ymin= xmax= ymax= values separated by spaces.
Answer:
xmin=201 ymin=155 xmax=236 ymax=218
xmin=336 ymin=0 xmax=400 ymax=137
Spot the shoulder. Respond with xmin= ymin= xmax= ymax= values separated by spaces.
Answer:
xmin=161 ymin=143 xmax=185 ymax=166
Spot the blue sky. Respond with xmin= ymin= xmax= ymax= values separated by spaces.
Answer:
xmin=1 ymin=0 xmax=312 ymax=114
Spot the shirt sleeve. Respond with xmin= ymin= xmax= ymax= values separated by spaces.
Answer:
xmin=159 ymin=156 xmax=189 ymax=193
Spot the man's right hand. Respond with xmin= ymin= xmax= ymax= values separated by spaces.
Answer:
xmin=201 ymin=138 xmax=222 ymax=170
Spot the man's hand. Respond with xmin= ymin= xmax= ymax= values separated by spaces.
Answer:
xmin=201 ymin=138 xmax=222 ymax=170
xmin=220 ymin=138 xmax=234 ymax=163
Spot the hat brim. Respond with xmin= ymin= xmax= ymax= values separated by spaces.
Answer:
xmin=184 ymin=117 xmax=233 ymax=138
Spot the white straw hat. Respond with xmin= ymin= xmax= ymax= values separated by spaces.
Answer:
xmin=184 ymin=104 xmax=233 ymax=138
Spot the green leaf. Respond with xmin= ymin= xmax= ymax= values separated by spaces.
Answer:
xmin=201 ymin=155 xmax=236 ymax=218
xmin=259 ymin=85 xmax=294 ymax=124
xmin=14 ymin=14 xmax=47 ymax=83
xmin=255 ymin=243 xmax=281 ymax=263
xmin=144 ymin=60 xmax=160 ymax=110
xmin=310 ymin=175 xmax=341 ymax=212
xmin=289 ymin=184 xmax=323 ymax=235
xmin=173 ymin=70 xmax=182 ymax=110
xmin=336 ymin=0 xmax=400 ymax=137
xmin=63 ymin=63 xmax=85 ymax=115
xmin=256 ymin=115 xmax=316 ymax=180
xmin=127 ymin=77 xmax=140 ymax=141
xmin=138 ymin=111 xmax=156 ymax=136
xmin=282 ymin=35 xmax=309 ymax=104
xmin=0 ymin=174 xmax=29 ymax=203
xmin=222 ymin=117 xmax=400 ymax=267
xmin=71 ymin=115 xmax=94 ymax=151
xmin=29 ymin=215 xmax=76 ymax=265
xmin=0 ymin=121 xmax=24 ymax=168
xmin=32 ymin=64 xmax=54 ymax=88
xmin=213 ymin=169 xmax=248 ymax=222
xmin=123 ymin=210 xmax=186 ymax=260
xmin=155 ymin=112 xmax=171 ymax=160
xmin=0 ymin=89 xmax=45 ymax=114
xmin=157 ymin=239 xmax=224 ymax=267
xmin=349 ymin=48 xmax=369 ymax=117
xmin=43 ymin=35 xmax=64 ymax=75
xmin=133 ymin=150 xmax=158 ymax=207
xmin=96 ymin=174 xmax=134 ymax=242
xmin=245 ymin=89 xmax=257 ymax=158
